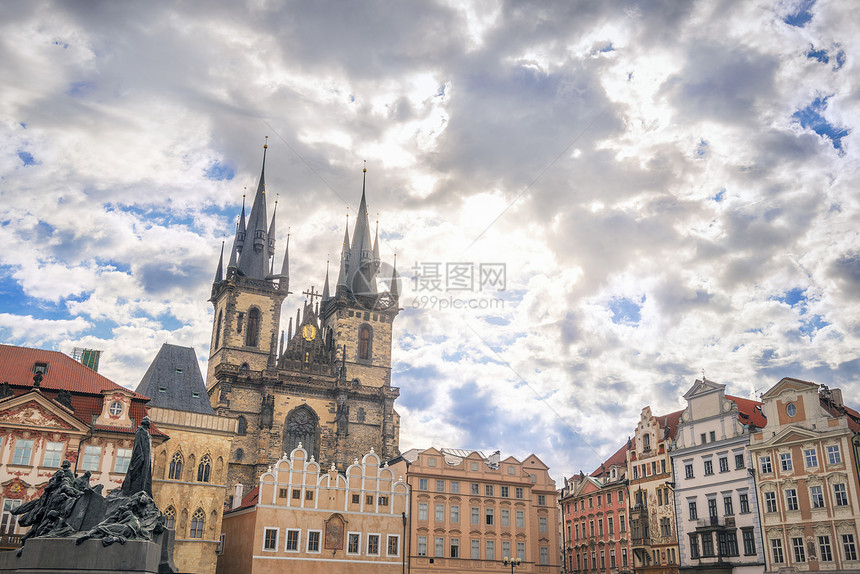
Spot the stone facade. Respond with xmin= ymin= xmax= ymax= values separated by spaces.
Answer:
xmin=149 ymin=406 xmax=237 ymax=574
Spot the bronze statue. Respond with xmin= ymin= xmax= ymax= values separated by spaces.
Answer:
xmin=121 ymin=416 xmax=153 ymax=497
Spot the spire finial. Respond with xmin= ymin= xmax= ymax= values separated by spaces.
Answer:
xmin=264 ymin=135 xmax=268 ymax=150
xmin=363 ymin=159 xmax=367 ymax=173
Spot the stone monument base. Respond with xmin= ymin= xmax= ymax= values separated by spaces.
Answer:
xmin=0 ymin=532 xmax=175 ymax=574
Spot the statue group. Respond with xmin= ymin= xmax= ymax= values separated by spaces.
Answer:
xmin=6 ymin=416 xmax=176 ymax=572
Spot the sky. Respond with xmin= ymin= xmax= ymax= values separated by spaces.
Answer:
xmin=1 ymin=0 xmax=859 ymax=483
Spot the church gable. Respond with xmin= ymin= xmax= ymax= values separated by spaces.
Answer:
xmin=683 ymin=378 xmax=725 ymax=400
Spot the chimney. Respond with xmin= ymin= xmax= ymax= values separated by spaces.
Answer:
xmin=232 ymin=483 xmax=244 ymax=509
xmin=831 ymin=388 xmax=844 ymax=408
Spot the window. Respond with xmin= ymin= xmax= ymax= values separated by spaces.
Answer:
xmin=197 ymin=455 xmax=211 ymax=482
xmin=435 ymin=504 xmax=444 ymax=521
xmin=114 ymin=448 xmax=132 ymax=473
xmin=575 ymin=523 xmax=579 ymax=539
xmin=827 ymin=445 xmax=842 ymax=464
xmin=516 ymin=510 xmax=524 ymax=527
xmin=419 ymin=478 xmax=428 ymax=490
xmin=805 ymin=448 xmax=818 ymax=467
xmin=471 ymin=483 xmax=479 ymax=495
xmin=168 ymin=452 xmax=184 ymax=480
xmin=501 ymin=486 xmax=509 ymax=497
xmin=237 ymin=416 xmax=246 ymax=435
xmin=12 ymin=439 xmax=33 ymax=466
xmin=689 ymin=501 xmax=698 ymax=520
xmin=427 ymin=457 xmax=437 ymax=467
xmin=792 ymin=537 xmax=806 ymax=562
xmin=742 ymin=529 xmax=756 ymax=555
xmin=292 ymin=490 xmax=301 ymax=500
xmin=760 ymin=456 xmax=772 ymax=474
xmin=540 ymin=546 xmax=549 ymax=565
xmin=735 ymin=453 xmax=745 ymax=469
xmin=245 ymin=308 xmax=260 ymax=347
xmin=842 ymin=534 xmax=857 ymax=561
xmin=351 ymin=494 xmax=360 ymax=504
xmin=163 ymin=506 xmax=175 ymax=530
xmin=619 ymin=513 xmax=626 ymax=532
xmin=538 ymin=494 xmax=546 ymax=506
xmin=540 ymin=516 xmax=548 ymax=533
xmin=689 ymin=534 xmax=700 ymax=559
xmin=608 ymin=516 xmax=614 ymax=534
xmin=704 ymin=459 xmax=714 ymax=475
xmin=263 ymin=528 xmax=278 ymax=551
xmin=518 ymin=542 xmax=526 ymax=561
xmin=685 ymin=463 xmax=694 ymax=479
xmin=470 ymin=507 xmax=479 ymax=524
xmin=764 ymin=492 xmax=777 ymax=513
xmin=448 ymin=537 xmax=458 ymax=558
xmin=471 ymin=462 xmax=479 ymax=471
xmin=610 ymin=548 xmax=616 ymax=568
xmin=501 ymin=509 xmax=510 ymax=526
xmin=709 ymin=430 xmax=716 ymax=441
xmin=618 ymin=490 xmax=624 ymax=502
xmin=785 ymin=489 xmax=798 ymax=511
xmin=378 ymin=495 xmax=388 ymax=506
xmin=660 ymin=517 xmax=670 ymax=537
xmin=502 ymin=541 xmax=511 ymax=560
xmin=739 ymin=493 xmax=750 ymax=514
xmin=358 ymin=324 xmax=372 ymax=359
xmin=450 ymin=481 xmax=460 ymax=493
xmin=432 ymin=536 xmax=443 ymax=557
xmin=417 ymin=536 xmax=427 ymax=556
xmin=436 ymin=479 xmax=445 ymax=492
xmin=349 ymin=533 xmax=362 ymax=555
xmin=485 ymin=484 xmax=494 ymax=496
xmin=485 ymin=508 xmax=494 ymax=525
xmin=1 ymin=500 xmax=21 ymax=534
xmin=41 ymin=441 xmax=64 ymax=468
xmin=606 ymin=492 xmax=612 ymax=504
xmin=515 ymin=487 xmax=524 ymax=499
xmin=450 ymin=505 xmax=459 ymax=522
xmin=708 ymin=498 xmax=718 ymax=519
xmin=834 ymin=483 xmax=848 ymax=506
xmin=190 ymin=508 xmax=205 ymax=539
xmin=726 ymin=531 xmax=739 ymax=556
xmin=702 ymin=532 xmax=714 ymax=556
xmin=724 ymin=495 xmax=733 ymax=516
xmin=719 ymin=457 xmax=729 ymax=472
xmin=819 ymin=535 xmax=833 ymax=561
xmin=307 ymin=530 xmax=321 ymax=552
xmin=471 ymin=539 xmax=480 ymax=559
xmin=485 ymin=540 xmax=495 ymax=560
xmin=367 ymin=534 xmax=380 ymax=556
xmin=811 ymin=485 xmax=824 ymax=508
xmin=81 ymin=445 xmax=101 ymax=471
xmin=780 ymin=453 xmax=793 ymax=471
xmin=596 ymin=494 xmax=602 ymax=507
xmin=770 ymin=538 xmax=784 ymax=563
xmin=418 ymin=503 xmax=428 ymax=521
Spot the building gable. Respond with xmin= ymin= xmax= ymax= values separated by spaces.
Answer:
xmin=0 ymin=391 xmax=89 ymax=434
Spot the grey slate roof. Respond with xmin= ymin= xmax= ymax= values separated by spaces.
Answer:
xmin=135 ymin=343 xmax=214 ymax=415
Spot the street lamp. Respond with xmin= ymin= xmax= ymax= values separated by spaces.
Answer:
xmin=503 ymin=556 xmax=522 ymax=573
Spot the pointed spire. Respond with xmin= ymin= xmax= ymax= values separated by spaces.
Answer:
xmin=287 ymin=316 xmax=293 ymax=341
xmin=213 ymin=241 xmax=225 ymax=284
xmin=336 ymin=213 xmax=350 ymax=289
xmin=347 ymin=164 xmax=377 ymax=294
xmin=322 ymin=259 xmax=331 ymax=301
xmin=236 ymin=192 xmax=247 ymax=254
xmin=237 ymin=138 xmax=270 ymax=279
xmin=227 ymin=221 xmax=239 ymax=269
xmin=373 ymin=217 xmax=381 ymax=272
xmin=389 ymin=252 xmax=399 ymax=300
xmin=268 ymin=195 xmax=278 ymax=260
xmin=280 ymin=230 xmax=290 ymax=280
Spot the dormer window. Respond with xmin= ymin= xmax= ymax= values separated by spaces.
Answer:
xmin=33 ymin=363 xmax=48 ymax=375
xmin=108 ymin=401 xmax=123 ymax=416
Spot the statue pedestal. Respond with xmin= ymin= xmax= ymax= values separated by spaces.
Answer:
xmin=0 ymin=532 xmax=177 ymax=574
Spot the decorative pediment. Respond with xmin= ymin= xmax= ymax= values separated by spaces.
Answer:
xmin=761 ymin=425 xmax=820 ymax=447
xmin=761 ymin=377 xmax=817 ymax=400
xmin=683 ymin=378 xmax=726 ymax=400
xmin=0 ymin=392 xmax=88 ymax=434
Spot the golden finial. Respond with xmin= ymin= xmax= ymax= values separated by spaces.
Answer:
xmin=363 ymin=159 xmax=367 ymax=173
xmin=264 ymin=135 xmax=268 ymax=149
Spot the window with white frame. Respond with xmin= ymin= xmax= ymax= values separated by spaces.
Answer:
xmin=419 ymin=478 xmax=428 ymax=490
xmin=418 ymin=503 xmax=428 ymax=520
xmin=780 ymin=453 xmax=792 ymax=471
xmin=367 ymin=534 xmax=380 ymax=556
xmin=760 ymin=456 xmax=772 ymax=474
xmin=114 ymin=448 xmax=132 ymax=473
xmin=81 ymin=445 xmax=101 ymax=471
xmin=307 ymin=530 xmax=321 ymax=553
xmin=43 ymin=441 xmax=64 ymax=467
xmin=285 ymin=529 xmax=300 ymax=552
xmin=810 ymin=485 xmax=824 ymax=508
xmin=450 ymin=505 xmax=459 ymax=522
xmin=417 ymin=535 xmax=427 ymax=556
xmin=471 ymin=507 xmax=479 ymax=524
xmin=771 ymin=538 xmax=784 ymax=563
xmin=12 ymin=439 xmax=33 ymax=465
xmin=764 ymin=492 xmax=777 ymax=513
xmin=450 ymin=481 xmax=460 ymax=493
xmin=540 ymin=516 xmax=547 ymax=533
xmin=704 ymin=459 xmax=714 ymax=475
xmin=485 ymin=508 xmax=494 ymax=525
xmin=501 ymin=509 xmax=510 ymax=526
xmin=486 ymin=540 xmax=495 ymax=560
xmin=819 ymin=535 xmax=833 ymax=561
xmin=804 ymin=448 xmax=818 ymax=468
xmin=842 ymin=534 xmax=857 ymax=561
xmin=785 ymin=489 xmax=799 ymax=511
xmin=263 ymin=528 xmax=278 ymax=551
xmin=471 ymin=539 xmax=480 ymax=559
xmin=449 ymin=537 xmax=459 ymax=558
xmin=827 ymin=445 xmax=842 ymax=464
xmin=434 ymin=536 xmax=443 ymax=557
xmin=540 ymin=546 xmax=549 ymax=565
xmin=436 ymin=479 xmax=445 ymax=492
xmin=435 ymin=504 xmax=444 ymax=521
xmin=1 ymin=500 xmax=21 ymax=534
xmin=387 ymin=534 xmax=400 ymax=557
xmin=792 ymin=537 xmax=805 ymax=562
xmin=516 ymin=510 xmax=524 ymax=527
xmin=347 ymin=533 xmax=361 ymax=554
xmin=735 ymin=453 xmax=745 ymax=469
xmin=834 ymin=483 xmax=849 ymax=506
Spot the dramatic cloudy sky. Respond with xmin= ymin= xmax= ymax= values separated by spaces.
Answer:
xmin=2 ymin=0 xmax=858 ymax=481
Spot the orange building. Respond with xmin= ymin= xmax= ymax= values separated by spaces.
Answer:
xmin=389 ymin=447 xmax=560 ymax=573
xmin=217 ymin=446 xmax=408 ymax=574
xmin=748 ymin=377 xmax=860 ymax=573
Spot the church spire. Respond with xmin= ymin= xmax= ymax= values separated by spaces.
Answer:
xmin=347 ymin=165 xmax=377 ymax=294
xmin=268 ymin=195 xmax=278 ymax=262
xmin=321 ymin=259 xmax=331 ymax=302
xmin=389 ymin=252 xmax=399 ymax=301
xmin=336 ymin=213 xmax=350 ymax=290
xmin=213 ymin=241 xmax=224 ymax=284
xmin=227 ymin=220 xmax=239 ymax=270
xmin=279 ymin=231 xmax=290 ymax=290
xmin=237 ymin=139 xmax=271 ymax=280
xmin=373 ymin=217 xmax=381 ymax=272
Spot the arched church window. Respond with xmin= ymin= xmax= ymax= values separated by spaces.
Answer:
xmin=358 ymin=324 xmax=372 ymax=360
xmin=197 ymin=455 xmax=212 ymax=483
xmin=246 ymin=308 xmax=260 ymax=347
xmin=214 ymin=310 xmax=223 ymax=349
xmin=357 ymin=407 xmax=366 ymax=423
xmin=190 ymin=508 xmax=205 ymax=538
xmin=168 ymin=452 xmax=183 ymax=480
xmin=283 ymin=406 xmax=319 ymax=461
xmin=164 ymin=506 xmax=176 ymax=530
xmin=237 ymin=415 xmax=246 ymax=436
xmin=235 ymin=448 xmax=244 ymax=462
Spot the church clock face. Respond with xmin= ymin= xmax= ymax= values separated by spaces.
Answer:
xmin=301 ymin=324 xmax=317 ymax=341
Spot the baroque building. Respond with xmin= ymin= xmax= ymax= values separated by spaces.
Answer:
xmin=748 ymin=377 xmax=860 ymax=574
xmin=205 ymin=144 xmax=401 ymax=495
xmin=670 ymin=378 xmax=767 ymax=574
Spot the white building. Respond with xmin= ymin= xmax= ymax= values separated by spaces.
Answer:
xmin=670 ymin=379 xmax=766 ymax=574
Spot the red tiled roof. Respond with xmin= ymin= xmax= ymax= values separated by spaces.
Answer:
xmin=727 ymin=394 xmax=767 ymax=428
xmin=0 ymin=345 xmax=148 ymax=400
xmin=226 ymin=486 xmax=260 ymax=513
xmin=819 ymin=398 xmax=860 ymax=433
xmin=591 ymin=440 xmax=632 ymax=477
xmin=657 ymin=408 xmax=685 ymax=439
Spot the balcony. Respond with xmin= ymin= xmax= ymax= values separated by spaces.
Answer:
xmin=695 ymin=515 xmax=734 ymax=530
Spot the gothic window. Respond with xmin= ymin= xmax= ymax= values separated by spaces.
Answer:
xmin=214 ymin=310 xmax=223 ymax=349
xmin=235 ymin=448 xmax=244 ymax=462
xmin=164 ymin=506 xmax=176 ymax=530
xmin=358 ymin=324 xmax=372 ymax=360
xmin=357 ymin=408 xmax=366 ymax=423
xmin=246 ymin=308 xmax=260 ymax=347
xmin=240 ymin=363 xmax=249 ymax=375
xmin=198 ymin=455 xmax=212 ymax=483
xmin=237 ymin=416 xmax=247 ymax=436
xmin=190 ymin=508 xmax=205 ymax=539
xmin=168 ymin=452 xmax=183 ymax=480
xmin=283 ymin=406 xmax=320 ymax=461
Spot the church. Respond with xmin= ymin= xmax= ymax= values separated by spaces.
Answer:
xmin=205 ymin=143 xmax=402 ymax=496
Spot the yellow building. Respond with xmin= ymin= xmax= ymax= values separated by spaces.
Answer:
xmin=137 ymin=343 xmax=238 ymax=574
xmin=389 ymin=447 xmax=561 ymax=573
xmin=217 ymin=445 xmax=409 ymax=574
